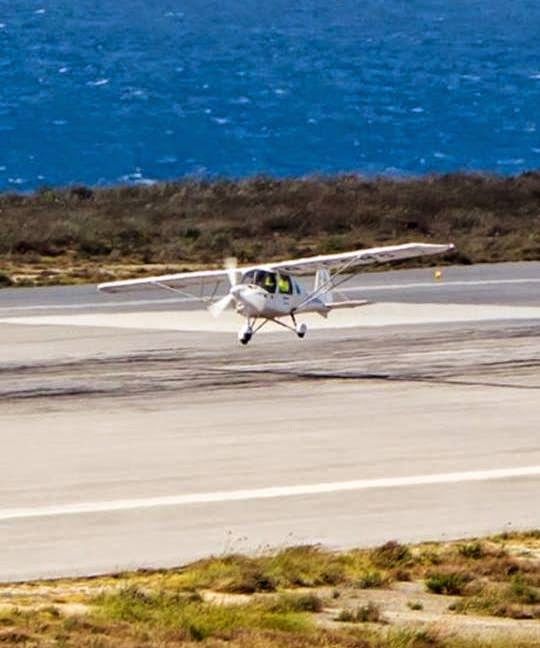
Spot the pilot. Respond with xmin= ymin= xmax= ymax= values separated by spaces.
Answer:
xmin=263 ymin=273 xmax=276 ymax=292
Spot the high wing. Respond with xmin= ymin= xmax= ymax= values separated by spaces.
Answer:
xmin=264 ymin=242 xmax=454 ymax=275
xmin=97 ymin=268 xmax=235 ymax=295
xmin=97 ymin=242 xmax=454 ymax=295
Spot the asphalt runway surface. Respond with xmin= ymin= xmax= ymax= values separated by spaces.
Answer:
xmin=0 ymin=261 xmax=539 ymax=582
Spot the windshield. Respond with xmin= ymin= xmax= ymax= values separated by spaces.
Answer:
xmin=242 ymin=270 xmax=277 ymax=293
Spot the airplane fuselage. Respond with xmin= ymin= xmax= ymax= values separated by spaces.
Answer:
xmin=233 ymin=269 xmax=326 ymax=319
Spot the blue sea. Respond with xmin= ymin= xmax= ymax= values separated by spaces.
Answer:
xmin=1 ymin=1 xmax=540 ymax=191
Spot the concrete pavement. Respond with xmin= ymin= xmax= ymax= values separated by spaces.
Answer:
xmin=0 ymin=261 xmax=539 ymax=581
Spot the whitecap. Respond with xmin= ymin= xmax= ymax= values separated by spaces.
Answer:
xmin=119 ymin=172 xmax=142 ymax=182
xmin=528 ymin=73 xmax=540 ymax=80
xmin=307 ymin=118 xmax=317 ymax=124
xmin=34 ymin=8 xmax=46 ymax=14
xmin=87 ymin=78 xmax=109 ymax=87
xmin=52 ymin=119 xmax=67 ymax=126
xmin=0 ymin=23 xmax=6 ymax=29
xmin=411 ymin=106 xmax=424 ymax=113
xmin=212 ymin=117 xmax=230 ymax=125
xmin=8 ymin=177 xmax=26 ymax=185
xmin=230 ymin=96 xmax=251 ymax=105
xmin=531 ymin=148 xmax=540 ymax=154
xmin=0 ymin=165 xmax=6 ymax=171
xmin=157 ymin=155 xmax=177 ymax=164
xmin=433 ymin=151 xmax=450 ymax=159
xmin=134 ymin=178 xmax=156 ymax=186
xmin=274 ymin=88 xmax=287 ymax=95
xmin=58 ymin=67 xmax=68 ymax=74
xmin=496 ymin=158 xmax=525 ymax=165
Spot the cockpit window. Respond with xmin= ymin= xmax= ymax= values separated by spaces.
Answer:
xmin=242 ymin=270 xmax=277 ymax=293
xmin=277 ymin=274 xmax=293 ymax=294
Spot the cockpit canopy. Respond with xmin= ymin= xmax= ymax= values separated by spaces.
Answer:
xmin=241 ymin=269 xmax=297 ymax=295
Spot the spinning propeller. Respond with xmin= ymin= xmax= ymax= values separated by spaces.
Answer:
xmin=209 ymin=257 xmax=240 ymax=317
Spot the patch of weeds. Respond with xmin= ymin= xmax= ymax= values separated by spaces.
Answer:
xmin=0 ymin=629 xmax=34 ymax=644
xmin=95 ymin=586 xmax=313 ymax=641
xmin=407 ymin=601 xmax=424 ymax=611
xmin=508 ymin=574 xmax=540 ymax=605
xmin=380 ymin=627 xmax=442 ymax=648
xmin=266 ymin=545 xmax=347 ymax=587
xmin=176 ymin=555 xmax=277 ymax=593
xmin=371 ymin=541 xmax=413 ymax=569
xmin=425 ymin=570 xmax=471 ymax=595
xmin=452 ymin=577 xmax=540 ymax=620
xmin=457 ymin=542 xmax=485 ymax=560
xmin=418 ymin=549 xmax=443 ymax=566
xmin=393 ymin=568 xmax=412 ymax=582
xmin=336 ymin=601 xmax=382 ymax=623
xmin=265 ymin=592 xmax=324 ymax=613
xmin=354 ymin=570 xmax=385 ymax=589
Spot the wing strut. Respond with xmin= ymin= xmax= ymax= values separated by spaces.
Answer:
xmin=292 ymin=253 xmax=368 ymax=312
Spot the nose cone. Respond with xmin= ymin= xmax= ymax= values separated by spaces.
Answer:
xmin=232 ymin=285 xmax=267 ymax=315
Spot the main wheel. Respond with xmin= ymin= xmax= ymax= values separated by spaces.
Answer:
xmin=240 ymin=333 xmax=252 ymax=345
xmin=296 ymin=323 xmax=307 ymax=338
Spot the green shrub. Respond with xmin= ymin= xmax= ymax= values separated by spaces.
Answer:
xmin=457 ymin=542 xmax=485 ymax=560
xmin=336 ymin=602 xmax=381 ymax=623
xmin=425 ymin=570 xmax=471 ymax=595
xmin=407 ymin=600 xmax=424 ymax=611
xmin=508 ymin=574 xmax=540 ymax=605
xmin=354 ymin=570 xmax=385 ymax=589
xmin=371 ymin=540 xmax=413 ymax=568
xmin=265 ymin=592 xmax=323 ymax=613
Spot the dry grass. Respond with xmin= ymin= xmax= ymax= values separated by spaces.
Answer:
xmin=0 ymin=532 xmax=539 ymax=647
xmin=0 ymin=172 xmax=539 ymax=286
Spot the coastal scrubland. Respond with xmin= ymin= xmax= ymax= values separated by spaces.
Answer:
xmin=1 ymin=532 xmax=539 ymax=647
xmin=0 ymin=173 xmax=539 ymax=287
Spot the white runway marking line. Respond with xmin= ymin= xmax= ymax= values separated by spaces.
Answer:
xmin=347 ymin=277 xmax=540 ymax=293
xmin=1 ymin=466 xmax=539 ymax=523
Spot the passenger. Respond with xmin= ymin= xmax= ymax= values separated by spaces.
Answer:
xmin=278 ymin=275 xmax=291 ymax=294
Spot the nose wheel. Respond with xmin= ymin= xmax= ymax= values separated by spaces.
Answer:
xmin=238 ymin=324 xmax=253 ymax=345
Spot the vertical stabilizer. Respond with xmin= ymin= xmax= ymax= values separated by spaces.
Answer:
xmin=314 ymin=267 xmax=332 ymax=304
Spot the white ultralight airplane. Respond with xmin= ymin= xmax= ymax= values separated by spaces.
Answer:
xmin=98 ymin=242 xmax=454 ymax=344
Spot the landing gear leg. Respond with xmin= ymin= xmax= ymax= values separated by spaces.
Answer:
xmin=291 ymin=313 xmax=307 ymax=339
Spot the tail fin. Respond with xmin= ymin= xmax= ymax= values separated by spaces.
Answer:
xmin=314 ymin=267 xmax=332 ymax=305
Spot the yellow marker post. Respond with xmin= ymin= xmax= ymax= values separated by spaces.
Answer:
xmin=434 ymin=270 xmax=442 ymax=281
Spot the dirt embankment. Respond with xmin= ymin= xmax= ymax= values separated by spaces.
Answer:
xmin=0 ymin=172 xmax=539 ymax=286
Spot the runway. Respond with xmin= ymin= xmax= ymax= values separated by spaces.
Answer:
xmin=0 ymin=261 xmax=539 ymax=582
